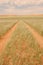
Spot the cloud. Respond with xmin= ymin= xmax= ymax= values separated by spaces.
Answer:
xmin=0 ymin=0 xmax=9 ymax=3
xmin=13 ymin=0 xmax=43 ymax=6
xmin=0 ymin=0 xmax=43 ymax=15
xmin=0 ymin=0 xmax=43 ymax=9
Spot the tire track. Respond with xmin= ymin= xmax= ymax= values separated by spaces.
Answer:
xmin=24 ymin=22 xmax=43 ymax=48
xmin=0 ymin=22 xmax=18 ymax=55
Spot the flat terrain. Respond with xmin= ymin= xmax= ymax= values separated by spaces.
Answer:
xmin=0 ymin=16 xmax=43 ymax=65
xmin=25 ymin=23 xmax=43 ymax=48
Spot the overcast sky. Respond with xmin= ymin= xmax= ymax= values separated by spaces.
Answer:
xmin=0 ymin=0 xmax=43 ymax=15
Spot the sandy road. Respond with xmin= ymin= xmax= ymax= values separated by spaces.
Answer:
xmin=0 ymin=22 xmax=18 ymax=55
xmin=24 ymin=22 xmax=43 ymax=48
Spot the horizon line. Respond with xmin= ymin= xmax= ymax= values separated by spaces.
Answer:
xmin=0 ymin=14 xmax=43 ymax=16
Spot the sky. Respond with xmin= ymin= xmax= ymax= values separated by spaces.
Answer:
xmin=0 ymin=0 xmax=43 ymax=15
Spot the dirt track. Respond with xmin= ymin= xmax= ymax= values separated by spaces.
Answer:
xmin=0 ymin=22 xmax=18 ymax=55
xmin=0 ymin=21 xmax=43 ymax=65
xmin=0 ymin=21 xmax=43 ymax=55
xmin=24 ymin=22 xmax=43 ymax=48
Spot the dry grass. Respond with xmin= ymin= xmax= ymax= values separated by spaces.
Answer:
xmin=0 ymin=21 xmax=43 ymax=65
xmin=0 ymin=19 xmax=17 ymax=38
xmin=24 ymin=17 xmax=43 ymax=36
